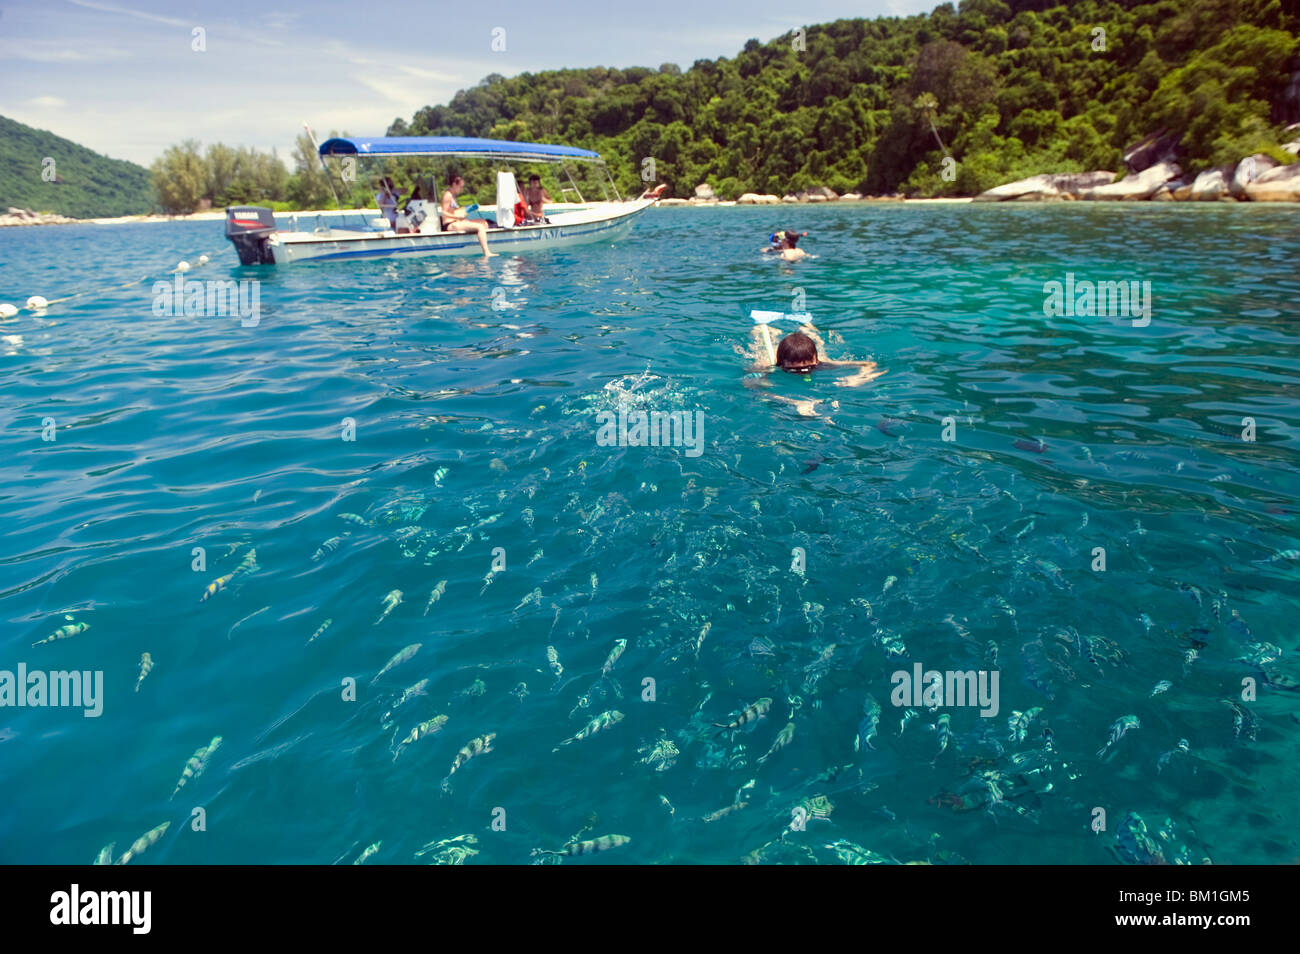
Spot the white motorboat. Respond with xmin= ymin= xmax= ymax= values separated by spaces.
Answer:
xmin=225 ymin=136 xmax=656 ymax=265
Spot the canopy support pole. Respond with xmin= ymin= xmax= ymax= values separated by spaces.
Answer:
xmin=303 ymin=122 xmax=342 ymax=210
xmin=560 ymin=163 xmax=585 ymax=204
xmin=602 ymin=162 xmax=623 ymax=202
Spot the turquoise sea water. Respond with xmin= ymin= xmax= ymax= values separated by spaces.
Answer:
xmin=1 ymin=203 xmax=1297 ymax=865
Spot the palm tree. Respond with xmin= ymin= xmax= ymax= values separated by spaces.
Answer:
xmin=914 ymin=93 xmax=949 ymax=156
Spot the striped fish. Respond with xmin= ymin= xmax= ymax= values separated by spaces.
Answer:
xmin=392 ymin=715 xmax=447 ymax=762
xmin=199 ymin=573 xmax=234 ymax=603
xmin=371 ymin=643 xmax=420 ymax=685
xmin=702 ymin=801 xmax=748 ymax=823
xmin=714 ymin=697 xmax=771 ymax=732
xmin=441 ymin=732 xmax=496 ymax=792
xmin=533 ymin=833 xmax=630 ymax=858
xmin=312 ymin=536 xmax=345 ymax=561
xmin=307 ymin=618 xmax=333 ymax=644
xmin=932 ymin=713 xmax=952 ymax=764
xmin=826 ymin=839 xmax=893 ymax=865
xmin=855 ymin=696 xmax=881 ymax=752
xmin=554 ymin=709 xmax=624 ymax=751
xmin=1007 ymin=707 xmax=1042 ymax=744
xmin=382 ymin=679 xmax=429 ymax=725
xmin=375 ymin=589 xmax=403 ymax=625
xmin=32 ymin=619 xmax=88 ymax=647
xmin=171 ymin=736 xmax=221 ymax=799
xmin=115 ymin=822 xmax=169 ymax=865
xmin=601 ymin=639 xmax=627 ymax=676
xmin=352 ymin=842 xmax=381 ymax=864
xmin=135 ymin=653 xmax=153 ymax=692
xmin=758 ymin=721 xmax=795 ymax=764
xmin=1260 ymin=548 xmax=1300 ymax=564
xmin=424 ymin=580 xmax=447 ymax=616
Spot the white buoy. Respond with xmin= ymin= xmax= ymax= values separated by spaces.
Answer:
xmin=26 ymin=296 xmax=49 ymax=310
xmin=198 ymin=254 xmax=209 ymax=265
xmin=0 ymin=303 xmax=17 ymax=319
xmin=176 ymin=261 xmax=190 ymax=272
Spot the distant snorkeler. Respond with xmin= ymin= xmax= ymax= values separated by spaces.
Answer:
xmin=762 ymin=228 xmax=810 ymax=262
xmin=742 ymin=319 xmax=886 ymax=417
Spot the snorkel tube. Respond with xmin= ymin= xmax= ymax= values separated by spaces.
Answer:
xmin=749 ymin=308 xmax=813 ymax=367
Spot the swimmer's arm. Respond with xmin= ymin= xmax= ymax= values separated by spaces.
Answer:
xmin=746 ymin=324 xmax=779 ymax=371
xmin=831 ymin=360 xmax=888 ymax=387
xmin=764 ymin=392 xmax=822 ymax=417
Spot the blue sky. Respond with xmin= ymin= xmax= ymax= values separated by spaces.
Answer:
xmin=1 ymin=0 xmax=936 ymax=166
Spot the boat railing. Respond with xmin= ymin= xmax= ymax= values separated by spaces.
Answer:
xmin=274 ymin=209 xmax=388 ymax=234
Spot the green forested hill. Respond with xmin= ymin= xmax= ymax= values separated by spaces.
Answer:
xmin=390 ymin=0 xmax=1300 ymax=198
xmin=0 ymin=115 xmax=155 ymax=217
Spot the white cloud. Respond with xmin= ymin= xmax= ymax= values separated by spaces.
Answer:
xmin=29 ymin=96 xmax=68 ymax=108
xmin=0 ymin=42 xmax=131 ymax=62
xmin=64 ymin=0 xmax=192 ymax=29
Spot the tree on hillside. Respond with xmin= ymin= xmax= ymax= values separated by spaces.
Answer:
xmin=151 ymin=140 xmax=205 ymax=213
xmin=288 ymin=131 xmax=337 ymax=209
xmin=914 ymin=92 xmax=948 ymax=154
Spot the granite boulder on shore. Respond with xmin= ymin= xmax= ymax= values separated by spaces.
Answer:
xmin=972 ymin=171 xmax=1115 ymax=201
xmin=1084 ymin=160 xmax=1182 ymax=200
xmin=1245 ymin=162 xmax=1300 ymax=201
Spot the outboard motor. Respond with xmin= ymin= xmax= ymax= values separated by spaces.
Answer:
xmin=225 ymin=206 xmax=277 ymax=265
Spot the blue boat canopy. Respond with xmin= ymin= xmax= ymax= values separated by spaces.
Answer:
xmin=318 ymin=136 xmax=602 ymax=163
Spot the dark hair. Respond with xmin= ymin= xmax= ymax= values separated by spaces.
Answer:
xmin=784 ymin=231 xmax=800 ymax=248
xmin=449 ymin=173 xmax=464 ymax=186
xmin=529 ymin=174 xmax=541 ymax=183
xmin=776 ymin=332 xmax=818 ymax=370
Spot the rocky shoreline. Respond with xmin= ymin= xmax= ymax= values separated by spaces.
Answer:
xmin=0 ymin=207 xmax=81 ymax=227
xmin=960 ymin=126 xmax=1300 ymax=203
xmin=0 ymin=206 xmax=233 ymax=228
xmin=660 ymin=126 xmax=1300 ymax=206
xmin=972 ymin=152 xmax=1300 ymax=203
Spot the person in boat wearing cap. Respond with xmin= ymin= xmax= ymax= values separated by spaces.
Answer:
xmin=742 ymin=321 xmax=886 ymax=417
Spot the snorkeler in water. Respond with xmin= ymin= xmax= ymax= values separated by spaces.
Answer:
xmin=742 ymin=319 xmax=886 ymax=417
xmin=762 ymin=229 xmax=810 ymax=262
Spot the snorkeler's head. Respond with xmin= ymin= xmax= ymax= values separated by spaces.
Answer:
xmin=776 ymin=332 xmax=818 ymax=372
xmin=783 ymin=230 xmax=800 ymax=248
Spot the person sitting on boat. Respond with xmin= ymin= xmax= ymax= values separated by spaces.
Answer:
xmin=375 ymin=177 xmax=404 ymax=229
xmin=398 ymin=184 xmax=426 ymax=234
xmin=441 ymin=174 xmax=496 ymax=258
xmin=742 ymin=321 xmax=885 ymax=417
xmin=522 ymin=175 xmax=551 ymax=223
xmin=513 ymin=189 xmax=531 ymax=226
